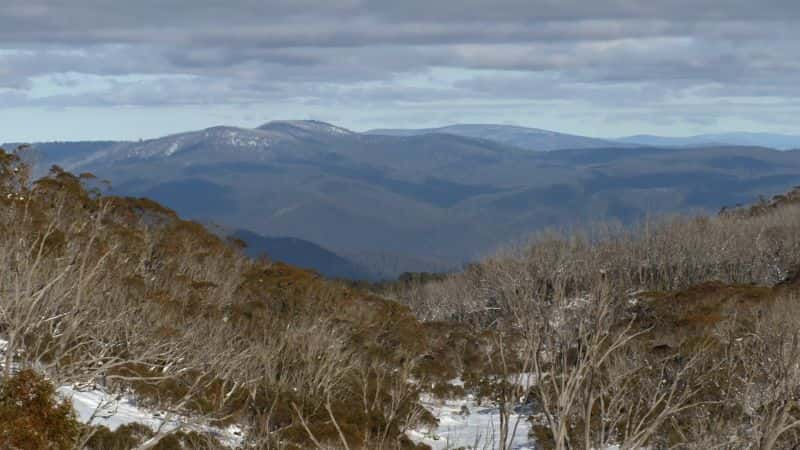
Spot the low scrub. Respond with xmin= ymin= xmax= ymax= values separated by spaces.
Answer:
xmin=0 ymin=370 xmax=80 ymax=450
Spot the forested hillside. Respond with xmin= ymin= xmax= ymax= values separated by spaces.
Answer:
xmin=19 ymin=122 xmax=800 ymax=278
xmin=0 ymin=147 xmax=434 ymax=449
xmin=3 ymin=143 xmax=800 ymax=449
xmin=378 ymin=186 xmax=800 ymax=449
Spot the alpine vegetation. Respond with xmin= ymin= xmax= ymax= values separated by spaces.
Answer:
xmin=3 ymin=140 xmax=800 ymax=449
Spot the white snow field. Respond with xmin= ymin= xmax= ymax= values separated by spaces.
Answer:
xmin=58 ymin=384 xmax=244 ymax=447
xmin=0 ymin=337 xmax=243 ymax=446
xmin=409 ymin=392 xmax=535 ymax=450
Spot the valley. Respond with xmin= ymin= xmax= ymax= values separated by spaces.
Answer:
xmin=12 ymin=121 xmax=800 ymax=279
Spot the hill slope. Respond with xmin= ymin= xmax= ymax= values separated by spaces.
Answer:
xmin=232 ymin=229 xmax=377 ymax=280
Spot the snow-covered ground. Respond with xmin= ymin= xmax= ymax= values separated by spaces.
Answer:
xmin=409 ymin=393 xmax=535 ymax=450
xmin=0 ymin=337 xmax=243 ymax=447
xmin=58 ymin=385 xmax=244 ymax=447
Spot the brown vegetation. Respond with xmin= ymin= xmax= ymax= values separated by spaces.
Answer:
xmin=4 ymin=141 xmax=800 ymax=449
xmin=0 ymin=369 xmax=81 ymax=449
xmin=0 ymin=147 xmax=435 ymax=449
xmin=384 ymin=186 xmax=800 ymax=449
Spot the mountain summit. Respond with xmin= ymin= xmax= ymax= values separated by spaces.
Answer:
xmin=257 ymin=120 xmax=355 ymax=139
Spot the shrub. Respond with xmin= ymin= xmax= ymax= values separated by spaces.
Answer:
xmin=84 ymin=423 xmax=154 ymax=450
xmin=151 ymin=431 xmax=226 ymax=450
xmin=0 ymin=370 xmax=80 ymax=450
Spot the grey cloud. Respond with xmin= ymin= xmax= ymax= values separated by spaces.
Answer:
xmin=0 ymin=0 xmax=799 ymax=129
xmin=5 ymin=1 xmax=799 ymax=31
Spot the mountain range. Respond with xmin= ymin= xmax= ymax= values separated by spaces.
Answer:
xmin=371 ymin=125 xmax=800 ymax=151
xmin=617 ymin=132 xmax=800 ymax=150
xmin=7 ymin=121 xmax=800 ymax=279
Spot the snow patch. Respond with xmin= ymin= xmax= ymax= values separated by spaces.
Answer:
xmin=409 ymin=393 xmax=535 ymax=450
xmin=165 ymin=141 xmax=181 ymax=156
xmin=58 ymin=385 xmax=244 ymax=447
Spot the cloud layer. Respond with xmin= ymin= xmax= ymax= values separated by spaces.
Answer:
xmin=2 ymin=1 xmax=800 ymax=139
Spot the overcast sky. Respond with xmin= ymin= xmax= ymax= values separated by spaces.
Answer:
xmin=2 ymin=0 xmax=800 ymax=141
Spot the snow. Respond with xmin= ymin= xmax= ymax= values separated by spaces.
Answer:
xmin=59 ymin=385 xmax=244 ymax=447
xmin=165 ymin=141 xmax=181 ymax=156
xmin=60 ymin=386 xmax=174 ymax=431
xmin=409 ymin=392 xmax=624 ymax=450
xmin=409 ymin=392 xmax=535 ymax=450
xmin=117 ymin=126 xmax=286 ymax=160
xmin=72 ymin=120 xmax=355 ymax=164
xmin=0 ymin=338 xmax=20 ymax=374
xmin=206 ymin=128 xmax=279 ymax=148
xmin=0 ymin=336 xmax=242 ymax=446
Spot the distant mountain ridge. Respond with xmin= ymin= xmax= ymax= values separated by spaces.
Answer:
xmin=7 ymin=120 xmax=800 ymax=280
xmin=367 ymin=124 xmax=621 ymax=151
xmin=368 ymin=125 xmax=800 ymax=151
xmin=617 ymin=132 xmax=800 ymax=150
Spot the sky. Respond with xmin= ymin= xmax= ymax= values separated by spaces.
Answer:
xmin=1 ymin=0 xmax=800 ymax=142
